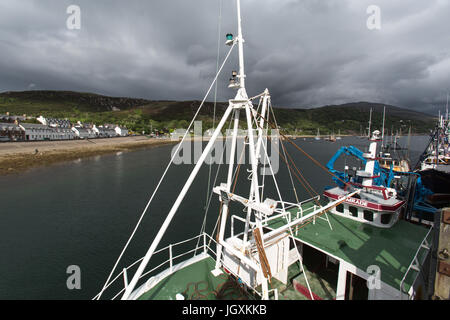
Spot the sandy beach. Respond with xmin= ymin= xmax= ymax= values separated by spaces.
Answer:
xmin=0 ymin=136 xmax=176 ymax=175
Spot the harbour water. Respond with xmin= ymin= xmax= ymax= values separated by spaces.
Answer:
xmin=0 ymin=135 xmax=430 ymax=299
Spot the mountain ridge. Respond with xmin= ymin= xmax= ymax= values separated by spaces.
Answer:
xmin=0 ymin=90 xmax=436 ymax=134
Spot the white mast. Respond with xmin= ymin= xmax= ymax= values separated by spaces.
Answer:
xmin=120 ymin=0 xmax=272 ymax=300
xmin=367 ymin=107 xmax=373 ymax=138
xmin=381 ymin=106 xmax=385 ymax=149
xmin=237 ymin=0 xmax=245 ymax=91
xmin=446 ymin=93 xmax=449 ymax=121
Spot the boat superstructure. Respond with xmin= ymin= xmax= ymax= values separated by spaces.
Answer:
xmin=94 ymin=0 xmax=434 ymax=301
xmin=418 ymin=113 xmax=450 ymax=173
xmin=378 ymin=107 xmax=412 ymax=173
xmin=324 ymin=130 xmax=404 ymax=228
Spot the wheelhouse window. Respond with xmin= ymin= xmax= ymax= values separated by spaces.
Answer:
xmin=381 ymin=213 xmax=392 ymax=225
xmin=349 ymin=206 xmax=358 ymax=217
xmin=336 ymin=204 xmax=344 ymax=213
xmin=363 ymin=210 xmax=373 ymax=222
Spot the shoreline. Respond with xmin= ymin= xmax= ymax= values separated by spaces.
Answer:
xmin=0 ymin=136 xmax=177 ymax=176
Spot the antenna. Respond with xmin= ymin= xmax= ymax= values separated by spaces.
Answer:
xmin=236 ymin=0 xmax=246 ymax=90
xmin=381 ymin=106 xmax=385 ymax=149
xmin=446 ymin=92 xmax=449 ymax=121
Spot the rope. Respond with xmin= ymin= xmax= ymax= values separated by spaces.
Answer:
xmin=269 ymin=102 xmax=299 ymax=203
xmin=205 ymin=0 xmax=223 ymax=209
xmin=182 ymin=274 xmax=249 ymax=300
xmin=255 ymin=108 xmax=350 ymax=188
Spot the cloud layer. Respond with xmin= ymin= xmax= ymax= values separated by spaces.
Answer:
xmin=0 ymin=0 xmax=449 ymax=114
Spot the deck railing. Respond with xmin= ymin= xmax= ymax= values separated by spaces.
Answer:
xmin=399 ymin=225 xmax=433 ymax=299
xmin=94 ymin=232 xmax=265 ymax=300
xmin=230 ymin=196 xmax=320 ymax=238
xmin=94 ymin=232 xmax=213 ymax=300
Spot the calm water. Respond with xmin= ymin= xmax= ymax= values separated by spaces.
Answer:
xmin=0 ymin=135 xmax=429 ymax=299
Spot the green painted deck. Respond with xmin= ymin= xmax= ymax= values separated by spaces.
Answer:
xmin=266 ymin=261 xmax=337 ymax=300
xmin=266 ymin=202 xmax=432 ymax=293
xmin=137 ymin=256 xmax=255 ymax=300
xmin=137 ymin=253 xmax=337 ymax=300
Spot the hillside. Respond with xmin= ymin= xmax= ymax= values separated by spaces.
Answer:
xmin=0 ymin=90 xmax=436 ymax=135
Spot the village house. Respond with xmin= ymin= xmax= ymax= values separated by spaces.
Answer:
xmin=93 ymin=125 xmax=117 ymax=138
xmin=19 ymin=123 xmax=56 ymax=141
xmin=0 ymin=123 xmax=24 ymax=141
xmin=115 ymin=126 xmax=128 ymax=137
xmin=37 ymin=116 xmax=72 ymax=128
xmin=71 ymin=126 xmax=96 ymax=139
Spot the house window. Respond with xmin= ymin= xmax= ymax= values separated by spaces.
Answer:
xmin=381 ymin=214 xmax=392 ymax=225
xmin=349 ymin=206 xmax=358 ymax=217
xmin=336 ymin=204 xmax=344 ymax=213
xmin=363 ymin=210 xmax=373 ymax=222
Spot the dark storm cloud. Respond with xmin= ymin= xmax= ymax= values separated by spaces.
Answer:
xmin=0 ymin=0 xmax=449 ymax=114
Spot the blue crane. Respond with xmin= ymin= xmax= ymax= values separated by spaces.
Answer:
xmin=326 ymin=145 xmax=391 ymax=188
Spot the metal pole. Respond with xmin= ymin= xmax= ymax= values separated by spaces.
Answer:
xmin=236 ymin=0 xmax=245 ymax=89
xmin=215 ymin=109 xmax=240 ymax=270
xmin=121 ymin=105 xmax=234 ymax=300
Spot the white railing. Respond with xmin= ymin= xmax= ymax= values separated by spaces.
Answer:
xmin=230 ymin=196 xmax=319 ymax=239
xmin=94 ymin=232 xmax=266 ymax=300
xmin=94 ymin=233 xmax=211 ymax=300
xmin=399 ymin=226 xmax=433 ymax=299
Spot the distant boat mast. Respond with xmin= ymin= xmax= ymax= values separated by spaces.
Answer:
xmin=367 ymin=107 xmax=373 ymax=138
xmin=381 ymin=106 xmax=385 ymax=149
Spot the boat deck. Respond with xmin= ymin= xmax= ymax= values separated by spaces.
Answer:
xmin=136 ymin=253 xmax=339 ymax=300
xmin=265 ymin=201 xmax=432 ymax=294
xmin=136 ymin=199 xmax=431 ymax=300
xmin=137 ymin=255 xmax=255 ymax=300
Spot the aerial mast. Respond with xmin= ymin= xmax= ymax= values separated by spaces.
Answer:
xmin=381 ymin=106 xmax=385 ymax=149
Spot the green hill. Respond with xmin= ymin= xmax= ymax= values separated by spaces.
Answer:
xmin=0 ymin=90 xmax=436 ymax=135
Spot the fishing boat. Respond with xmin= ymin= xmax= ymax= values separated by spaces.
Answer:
xmin=95 ymin=1 xmax=434 ymax=301
xmin=324 ymin=130 xmax=404 ymax=228
xmin=417 ymin=111 xmax=450 ymax=173
xmin=325 ymin=131 xmax=336 ymax=142
xmin=315 ymin=128 xmax=321 ymax=141
xmin=378 ymin=107 xmax=411 ymax=173
xmin=336 ymin=130 xmax=342 ymax=140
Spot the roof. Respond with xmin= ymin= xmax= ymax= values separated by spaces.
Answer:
xmin=266 ymin=201 xmax=431 ymax=293
xmin=73 ymin=127 xmax=90 ymax=133
xmin=20 ymin=123 xmax=50 ymax=129
xmin=0 ymin=123 xmax=22 ymax=131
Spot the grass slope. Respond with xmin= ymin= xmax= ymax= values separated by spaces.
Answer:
xmin=0 ymin=90 xmax=436 ymax=134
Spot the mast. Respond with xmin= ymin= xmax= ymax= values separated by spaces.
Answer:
xmin=236 ymin=0 xmax=245 ymax=91
xmin=381 ymin=106 xmax=385 ymax=149
xmin=367 ymin=107 xmax=372 ymax=138
xmin=446 ymin=93 xmax=449 ymax=122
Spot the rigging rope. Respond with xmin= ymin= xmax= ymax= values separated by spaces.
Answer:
xmin=205 ymin=0 xmax=223 ymax=209
xmin=269 ymin=102 xmax=299 ymax=203
xmin=254 ymin=108 xmax=350 ymax=188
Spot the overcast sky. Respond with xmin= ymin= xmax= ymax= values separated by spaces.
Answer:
xmin=0 ymin=0 xmax=449 ymax=114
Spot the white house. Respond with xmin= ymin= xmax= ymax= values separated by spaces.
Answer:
xmin=115 ymin=126 xmax=128 ymax=137
xmin=20 ymin=123 xmax=56 ymax=141
xmin=72 ymin=126 xmax=96 ymax=139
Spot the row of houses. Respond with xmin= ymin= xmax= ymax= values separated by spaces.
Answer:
xmin=0 ymin=115 xmax=129 ymax=141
